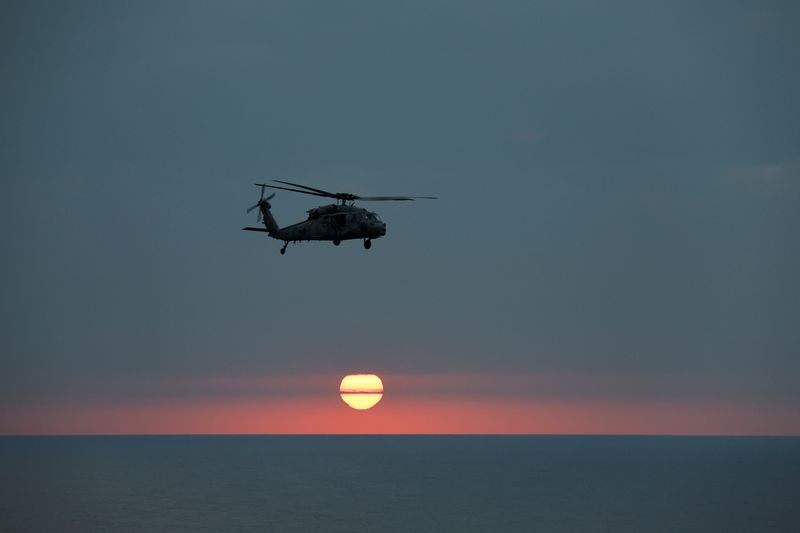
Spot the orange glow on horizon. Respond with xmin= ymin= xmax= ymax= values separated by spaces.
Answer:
xmin=3 ymin=372 xmax=800 ymax=435
xmin=4 ymin=397 xmax=800 ymax=435
xmin=340 ymin=374 xmax=383 ymax=410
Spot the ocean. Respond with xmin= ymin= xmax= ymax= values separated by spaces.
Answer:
xmin=1 ymin=436 xmax=798 ymax=532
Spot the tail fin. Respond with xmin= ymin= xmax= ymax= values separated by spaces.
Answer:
xmin=260 ymin=203 xmax=280 ymax=235
xmin=246 ymin=184 xmax=280 ymax=236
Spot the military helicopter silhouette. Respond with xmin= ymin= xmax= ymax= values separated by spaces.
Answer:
xmin=243 ymin=180 xmax=437 ymax=254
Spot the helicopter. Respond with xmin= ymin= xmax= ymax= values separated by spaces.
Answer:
xmin=243 ymin=180 xmax=437 ymax=254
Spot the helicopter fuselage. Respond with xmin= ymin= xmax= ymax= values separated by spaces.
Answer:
xmin=272 ymin=204 xmax=386 ymax=243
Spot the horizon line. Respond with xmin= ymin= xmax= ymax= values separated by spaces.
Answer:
xmin=2 ymin=433 xmax=799 ymax=438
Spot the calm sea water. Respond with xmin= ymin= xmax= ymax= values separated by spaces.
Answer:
xmin=1 ymin=436 xmax=798 ymax=532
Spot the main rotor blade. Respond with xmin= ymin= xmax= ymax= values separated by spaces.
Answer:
xmin=264 ymin=184 xmax=331 ymax=198
xmin=358 ymin=196 xmax=438 ymax=201
xmin=273 ymin=180 xmax=336 ymax=197
xmin=260 ymin=180 xmax=437 ymax=203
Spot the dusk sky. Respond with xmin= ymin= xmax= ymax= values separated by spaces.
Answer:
xmin=1 ymin=1 xmax=799 ymax=434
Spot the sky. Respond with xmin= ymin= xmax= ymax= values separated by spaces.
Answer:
xmin=1 ymin=0 xmax=799 ymax=434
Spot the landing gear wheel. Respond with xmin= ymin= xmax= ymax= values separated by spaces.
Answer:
xmin=364 ymin=239 xmax=372 ymax=250
xmin=333 ymin=239 xmax=341 ymax=246
xmin=280 ymin=242 xmax=288 ymax=255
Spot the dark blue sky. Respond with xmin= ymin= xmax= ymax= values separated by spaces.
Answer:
xmin=1 ymin=1 xmax=798 ymax=414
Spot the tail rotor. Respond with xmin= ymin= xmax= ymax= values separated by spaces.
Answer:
xmin=247 ymin=184 xmax=275 ymax=222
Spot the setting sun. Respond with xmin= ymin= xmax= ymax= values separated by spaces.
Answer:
xmin=340 ymin=374 xmax=383 ymax=410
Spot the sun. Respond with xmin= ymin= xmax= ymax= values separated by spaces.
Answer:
xmin=340 ymin=374 xmax=383 ymax=410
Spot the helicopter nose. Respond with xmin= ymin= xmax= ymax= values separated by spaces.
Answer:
xmin=379 ymin=222 xmax=386 ymax=236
